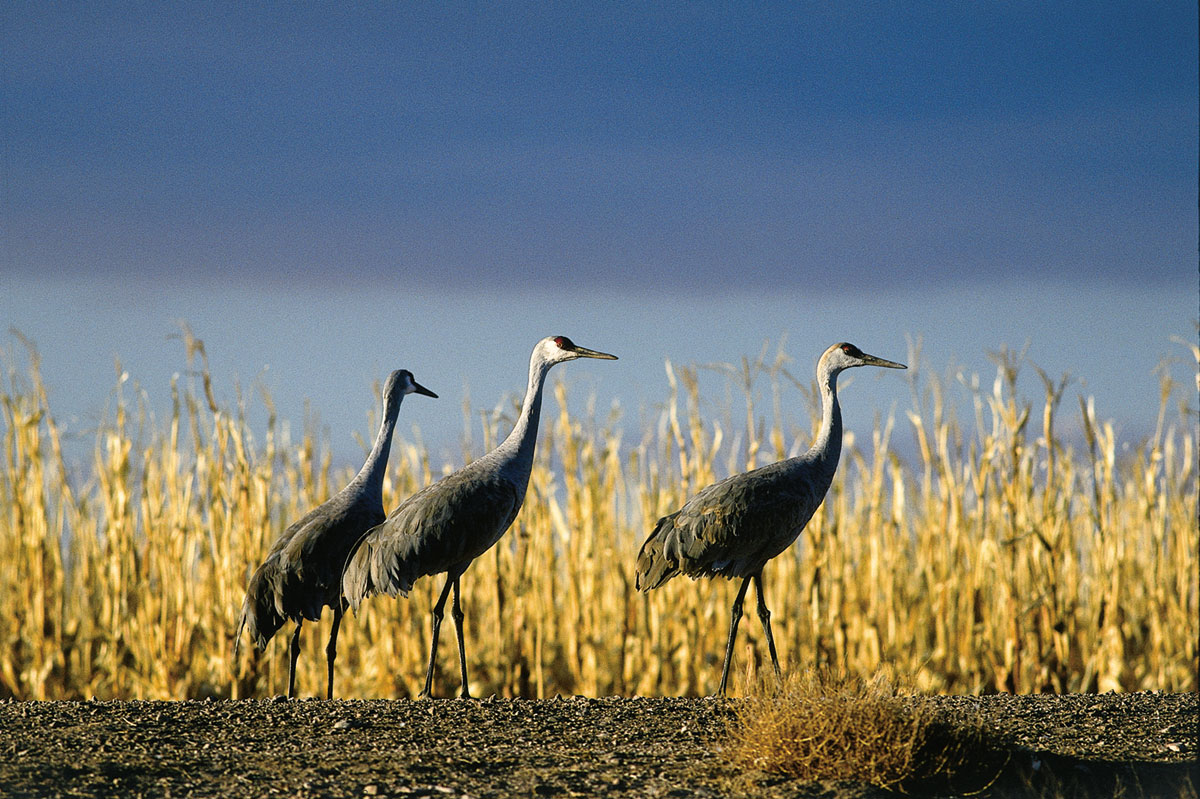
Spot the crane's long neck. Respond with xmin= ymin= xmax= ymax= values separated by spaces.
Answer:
xmin=492 ymin=353 xmax=553 ymax=487
xmin=351 ymin=393 xmax=402 ymax=506
xmin=806 ymin=364 xmax=843 ymax=486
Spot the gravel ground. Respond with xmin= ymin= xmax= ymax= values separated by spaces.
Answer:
xmin=0 ymin=692 xmax=1194 ymax=799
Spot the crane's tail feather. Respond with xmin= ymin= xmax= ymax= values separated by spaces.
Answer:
xmin=340 ymin=535 xmax=415 ymax=609
xmin=237 ymin=565 xmax=287 ymax=653
xmin=233 ymin=608 xmax=246 ymax=660
xmin=635 ymin=513 xmax=681 ymax=591
xmin=341 ymin=537 xmax=379 ymax=612
xmin=341 ymin=556 xmax=368 ymax=613
xmin=341 ymin=526 xmax=407 ymax=611
xmin=343 ymin=529 xmax=424 ymax=611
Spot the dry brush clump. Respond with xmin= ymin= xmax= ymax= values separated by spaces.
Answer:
xmin=723 ymin=669 xmax=1001 ymax=793
xmin=0 ymin=330 xmax=1196 ymax=700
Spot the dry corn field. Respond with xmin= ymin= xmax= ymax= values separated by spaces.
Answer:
xmin=1 ymin=333 xmax=1196 ymax=701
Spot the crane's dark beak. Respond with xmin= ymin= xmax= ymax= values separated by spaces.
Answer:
xmin=569 ymin=344 xmax=618 ymax=361
xmin=413 ymin=381 xmax=439 ymax=398
xmin=862 ymin=352 xmax=906 ymax=370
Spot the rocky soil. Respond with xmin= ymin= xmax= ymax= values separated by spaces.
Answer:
xmin=1 ymin=692 xmax=1195 ymax=798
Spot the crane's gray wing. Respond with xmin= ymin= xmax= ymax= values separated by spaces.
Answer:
xmin=636 ymin=460 xmax=827 ymax=589
xmin=342 ymin=467 xmax=523 ymax=608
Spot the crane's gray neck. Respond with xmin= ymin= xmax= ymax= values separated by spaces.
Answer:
xmin=492 ymin=354 xmax=554 ymax=486
xmin=806 ymin=365 xmax=843 ymax=485
xmin=351 ymin=392 xmax=402 ymax=505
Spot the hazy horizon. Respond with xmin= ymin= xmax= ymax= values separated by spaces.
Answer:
xmin=3 ymin=4 xmax=1196 ymax=468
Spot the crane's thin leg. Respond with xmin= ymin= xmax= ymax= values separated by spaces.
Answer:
xmin=419 ymin=576 xmax=456 ymax=699
xmin=288 ymin=622 xmax=303 ymax=699
xmin=717 ymin=576 xmax=753 ymax=696
xmin=325 ymin=600 xmax=346 ymax=700
xmin=450 ymin=577 xmax=471 ymax=698
xmin=754 ymin=570 xmax=783 ymax=682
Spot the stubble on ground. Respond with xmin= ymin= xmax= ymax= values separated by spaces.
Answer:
xmin=0 ymin=692 xmax=1195 ymax=798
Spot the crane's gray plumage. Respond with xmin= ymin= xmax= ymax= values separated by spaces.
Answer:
xmin=234 ymin=369 xmax=436 ymax=699
xmin=636 ymin=342 xmax=905 ymax=694
xmin=343 ymin=336 xmax=617 ymax=698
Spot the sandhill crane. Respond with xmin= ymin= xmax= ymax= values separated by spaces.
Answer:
xmin=342 ymin=336 xmax=617 ymax=698
xmin=636 ymin=342 xmax=905 ymax=695
xmin=235 ymin=369 xmax=437 ymax=699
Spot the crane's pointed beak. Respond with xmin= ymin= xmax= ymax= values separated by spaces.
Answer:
xmin=569 ymin=344 xmax=618 ymax=361
xmin=413 ymin=381 xmax=439 ymax=398
xmin=862 ymin=352 xmax=906 ymax=370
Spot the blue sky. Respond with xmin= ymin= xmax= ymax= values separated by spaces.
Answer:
xmin=3 ymin=4 xmax=1197 ymax=468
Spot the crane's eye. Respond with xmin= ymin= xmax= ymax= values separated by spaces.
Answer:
xmin=840 ymin=344 xmax=861 ymax=356
xmin=553 ymin=336 xmax=570 ymax=349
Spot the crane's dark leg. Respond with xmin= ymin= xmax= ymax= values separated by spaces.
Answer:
xmin=325 ymin=600 xmax=346 ymax=700
xmin=717 ymin=576 xmax=753 ymax=696
xmin=754 ymin=570 xmax=783 ymax=682
xmin=419 ymin=576 xmax=456 ymax=699
xmin=450 ymin=577 xmax=471 ymax=698
xmin=288 ymin=622 xmax=303 ymax=699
